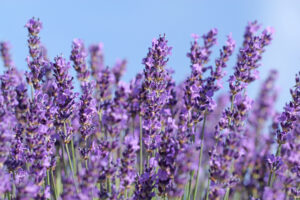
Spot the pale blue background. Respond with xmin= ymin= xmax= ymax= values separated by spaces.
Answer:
xmin=0 ymin=0 xmax=299 ymax=109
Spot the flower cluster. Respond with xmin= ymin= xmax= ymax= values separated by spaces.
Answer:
xmin=0 ymin=18 xmax=299 ymax=200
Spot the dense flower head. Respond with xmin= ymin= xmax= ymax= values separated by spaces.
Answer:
xmin=89 ymin=43 xmax=104 ymax=78
xmin=70 ymin=38 xmax=90 ymax=81
xmin=25 ymin=17 xmax=47 ymax=90
xmin=229 ymin=22 xmax=274 ymax=96
xmin=276 ymin=72 xmax=300 ymax=144
xmin=133 ymin=158 xmax=157 ymax=200
xmin=141 ymin=34 xmax=172 ymax=152
xmin=128 ymin=72 xmax=143 ymax=116
xmin=52 ymin=56 xmax=77 ymax=143
xmin=0 ymin=41 xmax=14 ymax=68
xmin=112 ymin=59 xmax=127 ymax=85
xmin=266 ymin=154 xmax=283 ymax=172
xmin=95 ymin=66 xmax=114 ymax=108
xmin=25 ymin=17 xmax=42 ymax=36
xmin=248 ymin=70 xmax=278 ymax=131
xmin=180 ymin=29 xmax=219 ymax=140
xmin=79 ymin=80 xmax=96 ymax=140
xmin=157 ymin=133 xmax=178 ymax=196
xmin=119 ymin=136 xmax=139 ymax=192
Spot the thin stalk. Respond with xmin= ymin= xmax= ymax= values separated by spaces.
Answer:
xmin=193 ymin=113 xmax=207 ymax=200
xmin=51 ymin=170 xmax=58 ymax=200
xmin=139 ymin=114 xmax=143 ymax=175
xmin=8 ymin=191 xmax=11 ymax=200
xmin=65 ymin=143 xmax=75 ymax=178
xmin=269 ymin=143 xmax=282 ymax=187
xmin=125 ymin=189 xmax=128 ymax=199
xmin=85 ymin=139 xmax=88 ymax=170
xmin=187 ymin=170 xmax=195 ymax=200
xmin=30 ymin=83 xmax=34 ymax=100
xmin=12 ymin=171 xmax=16 ymax=198
xmin=47 ymin=170 xmax=50 ymax=186
xmin=223 ymin=161 xmax=235 ymax=200
xmin=228 ymin=94 xmax=236 ymax=127
xmin=186 ymin=108 xmax=194 ymax=200
xmin=63 ymin=121 xmax=79 ymax=194
xmin=267 ymin=171 xmax=272 ymax=186
xmin=107 ymin=178 xmax=112 ymax=194
xmin=98 ymin=109 xmax=103 ymax=134
xmin=205 ymin=179 xmax=211 ymax=200
xmin=71 ymin=139 xmax=77 ymax=174
xmin=61 ymin=142 xmax=67 ymax=174
xmin=224 ymin=188 xmax=230 ymax=200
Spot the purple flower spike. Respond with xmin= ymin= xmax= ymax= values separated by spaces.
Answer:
xmin=89 ymin=43 xmax=104 ymax=79
xmin=112 ymin=59 xmax=127 ymax=85
xmin=0 ymin=42 xmax=15 ymax=68
xmin=70 ymin=38 xmax=90 ymax=82
xmin=25 ymin=18 xmax=42 ymax=36
xmin=266 ymin=154 xmax=283 ymax=172
xmin=79 ymin=81 xmax=96 ymax=140
xmin=141 ymin=34 xmax=172 ymax=152
xmin=119 ymin=136 xmax=139 ymax=193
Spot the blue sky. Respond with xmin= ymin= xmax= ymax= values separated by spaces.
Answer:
xmin=0 ymin=0 xmax=299 ymax=109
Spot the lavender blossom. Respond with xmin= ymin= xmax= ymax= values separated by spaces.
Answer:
xmin=79 ymin=81 xmax=96 ymax=141
xmin=89 ymin=43 xmax=104 ymax=79
xmin=119 ymin=136 xmax=139 ymax=194
xmin=70 ymin=38 xmax=90 ymax=82
xmin=52 ymin=56 xmax=77 ymax=142
xmin=0 ymin=42 xmax=14 ymax=68
xmin=141 ymin=34 xmax=172 ymax=153
xmin=25 ymin=17 xmax=44 ymax=90
xmin=112 ymin=59 xmax=127 ymax=85
xmin=133 ymin=159 xmax=157 ymax=200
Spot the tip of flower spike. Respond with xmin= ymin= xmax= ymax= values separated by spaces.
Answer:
xmin=247 ymin=20 xmax=261 ymax=33
xmin=25 ymin=17 xmax=42 ymax=35
xmin=89 ymin=43 xmax=104 ymax=52
xmin=226 ymin=33 xmax=236 ymax=46
xmin=72 ymin=38 xmax=84 ymax=46
xmin=191 ymin=33 xmax=200 ymax=40
xmin=263 ymin=26 xmax=275 ymax=35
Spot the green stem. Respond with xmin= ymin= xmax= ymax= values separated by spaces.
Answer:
xmin=30 ymin=83 xmax=34 ymax=100
xmin=65 ymin=143 xmax=75 ymax=177
xmin=8 ymin=191 xmax=11 ymax=200
xmin=47 ymin=170 xmax=50 ymax=186
xmin=139 ymin=115 xmax=143 ymax=175
xmin=85 ymin=139 xmax=88 ymax=170
xmin=223 ymin=160 xmax=235 ymax=200
xmin=224 ymin=187 xmax=230 ymax=200
xmin=267 ymin=171 xmax=273 ymax=186
xmin=51 ymin=170 xmax=58 ymax=200
xmin=193 ymin=113 xmax=207 ymax=200
xmin=205 ymin=179 xmax=211 ymax=200
xmin=125 ymin=189 xmax=128 ymax=199
xmin=228 ymin=94 xmax=236 ymax=127
xmin=187 ymin=170 xmax=195 ymax=200
xmin=107 ymin=178 xmax=112 ymax=194
xmin=71 ymin=139 xmax=77 ymax=174
xmin=269 ymin=143 xmax=282 ymax=187
xmin=186 ymin=108 xmax=194 ymax=200
xmin=85 ymin=159 xmax=88 ymax=170
xmin=61 ymin=142 xmax=67 ymax=174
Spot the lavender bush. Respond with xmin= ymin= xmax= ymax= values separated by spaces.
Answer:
xmin=0 ymin=17 xmax=299 ymax=200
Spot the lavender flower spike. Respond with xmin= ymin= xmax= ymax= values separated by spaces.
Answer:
xmin=141 ymin=34 xmax=172 ymax=153
xmin=0 ymin=42 xmax=14 ymax=68
xmin=25 ymin=17 xmax=44 ymax=90
xmin=70 ymin=38 xmax=90 ymax=82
